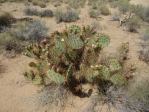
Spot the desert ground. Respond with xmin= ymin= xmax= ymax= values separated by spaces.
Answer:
xmin=0 ymin=0 xmax=149 ymax=112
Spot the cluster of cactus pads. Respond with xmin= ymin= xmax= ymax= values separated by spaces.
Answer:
xmin=24 ymin=25 xmax=132 ymax=96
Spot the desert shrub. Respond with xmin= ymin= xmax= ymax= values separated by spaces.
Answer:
xmin=30 ymin=0 xmax=46 ymax=8
xmin=25 ymin=7 xmax=54 ymax=17
xmin=24 ymin=7 xmax=40 ymax=16
xmin=14 ymin=20 xmax=48 ymax=42
xmin=143 ymin=7 xmax=149 ymax=22
xmin=0 ymin=32 xmax=24 ymax=54
xmin=4 ymin=40 xmax=23 ymax=53
xmin=123 ymin=80 xmax=149 ymax=112
xmin=40 ymin=9 xmax=54 ymax=17
xmin=0 ymin=12 xmax=14 ymax=31
xmin=111 ymin=12 xmax=120 ymax=21
xmin=49 ymin=0 xmax=63 ymax=7
xmin=139 ymin=29 xmax=149 ymax=64
xmin=0 ymin=0 xmax=26 ymax=3
xmin=125 ymin=16 xmax=141 ymax=32
xmin=139 ymin=47 xmax=149 ymax=64
xmin=142 ymin=28 xmax=149 ymax=41
xmin=99 ymin=5 xmax=111 ymax=16
xmin=55 ymin=9 xmax=79 ymax=23
xmin=117 ymin=0 xmax=130 ymax=13
xmin=89 ymin=9 xmax=101 ymax=18
xmin=0 ymin=32 xmax=13 ymax=50
xmin=66 ymin=0 xmax=86 ymax=9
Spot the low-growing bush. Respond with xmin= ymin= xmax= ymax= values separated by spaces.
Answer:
xmin=139 ymin=47 xmax=149 ymax=64
xmin=124 ymin=80 xmax=149 ymax=112
xmin=55 ymin=9 xmax=79 ymax=23
xmin=25 ymin=7 xmax=54 ymax=17
xmin=143 ymin=7 xmax=149 ymax=22
xmin=111 ymin=12 xmax=120 ymax=21
xmin=125 ymin=16 xmax=141 ymax=32
xmin=117 ymin=0 xmax=130 ymax=14
xmin=89 ymin=9 xmax=101 ymax=18
xmin=40 ymin=9 xmax=54 ymax=17
xmin=99 ymin=5 xmax=111 ymax=16
xmin=4 ymin=40 xmax=23 ymax=53
xmin=14 ymin=20 xmax=48 ymax=42
xmin=30 ymin=0 xmax=46 ymax=8
xmin=142 ymin=28 xmax=149 ymax=41
xmin=24 ymin=7 xmax=40 ymax=16
xmin=66 ymin=0 xmax=86 ymax=9
xmin=0 ymin=31 xmax=24 ymax=54
xmin=0 ymin=12 xmax=14 ymax=31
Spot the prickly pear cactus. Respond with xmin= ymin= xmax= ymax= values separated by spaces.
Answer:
xmin=24 ymin=24 xmax=134 ymax=97
xmin=66 ymin=33 xmax=84 ymax=49
xmin=110 ymin=73 xmax=127 ymax=86
xmin=47 ymin=69 xmax=65 ymax=85
xmin=68 ymin=25 xmax=81 ymax=34
xmin=32 ymin=75 xmax=43 ymax=85
xmin=108 ymin=58 xmax=122 ymax=73
xmin=98 ymin=65 xmax=111 ymax=80
xmin=83 ymin=67 xmax=99 ymax=83
xmin=97 ymin=35 xmax=110 ymax=48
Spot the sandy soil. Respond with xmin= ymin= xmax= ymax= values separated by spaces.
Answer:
xmin=0 ymin=1 xmax=149 ymax=112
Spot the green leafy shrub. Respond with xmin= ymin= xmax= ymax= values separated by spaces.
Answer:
xmin=55 ymin=9 xmax=79 ymax=23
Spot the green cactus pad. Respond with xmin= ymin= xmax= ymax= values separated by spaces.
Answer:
xmin=66 ymin=33 xmax=84 ymax=49
xmin=99 ymin=65 xmax=110 ymax=80
xmin=110 ymin=73 xmax=126 ymax=86
xmin=85 ymin=68 xmax=99 ymax=83
xmin=108 ymin=58 xmax=122 ymax=73
xmin=47 ymin=69 xmax=65 ymax=85
xmin=32 ymin=75 xmax=43 ymax=85
xmin=68 ymin=25 xmax=81 ymax=34
xmin=97 ymin=35 xmax=110 ymax=48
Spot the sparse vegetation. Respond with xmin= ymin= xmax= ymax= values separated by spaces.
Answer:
xmin=13 ymin=20 xmax=48 ymax=42
xmin=25 ymin=7 xmax=54 ymax=17
xmin=139 ymin=47 xmax=149 ymax=64
xmin=89 ymin=9 xmax=101 ymax=18
xmin=117 ymin=0 xmax=130 ymax=14
xmin=99 ymin=5 xmax=111 ymax=16
xmin=24 ymin=7 xmax=40 ymax=16
xmin=30 ymin=0 xmax=46 ymax=8
xmin=0 ymin=0 xmax=149 ymax=112
xmin=55 ymin=9 xmax=79 ymax=23
xmin=125 ymin=16 xmax=141 ymax=32
xmin=66 ymin=0 xmax=86 ymax=9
